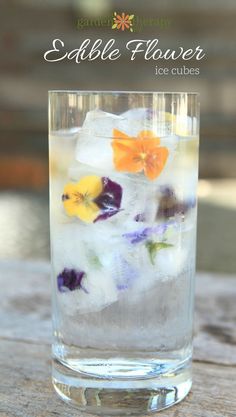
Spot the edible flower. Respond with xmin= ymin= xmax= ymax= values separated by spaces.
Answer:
xmin=112 ymin=129 xmax=169 ymax=180
xmin=62 ymin=176 xmax=122 ymax=223
xmin=57 ymin=268 xmax=88 ymax=293
xmin=157 ymin=186 xmax=196 ymax=219
xmin=123 ymin=221 xmax=174 ymax=244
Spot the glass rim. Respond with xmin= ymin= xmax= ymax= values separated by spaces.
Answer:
xmin=48 ymin=90 xmax=199 ymax=96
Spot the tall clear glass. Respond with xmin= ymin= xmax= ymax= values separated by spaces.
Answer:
xmin=49 ymin=91 xmax=199 ymax=415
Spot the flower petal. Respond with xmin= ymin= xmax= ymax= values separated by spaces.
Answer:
xmin=57 ymin=268 xmax=88 ymax=293
xmin=63 ymin=182 xmax=79 ymax=199
xmin=113 ymin=129 xmax=131 ymax=140
xmin=112 ymin=135 xmax=142 ymax=173
xmin=112 ymin=129 xmax=168 ymax=180
xmin=112 ymin=131 xmax=143 ymax=173
xmin=144 ymin=147 xmax=169 ymax=180
xmin=95 ymin=177 xmax=122 ymax=210
xmin=76 ymin=175 xmax=103 ymax=198
xmin=112 ymin=140 xmax=134 ymax=153
xmin=76 ymin=201 xmax=100 ymax=223
xmin=95 ymin=209 xmax=120 ymax=222
xmin=113 ymin=153 xmax=143 ymax=173
xmin=123 ymin=222 xmax=172 ymax=244
xmin=94 ymin=177 xmax=123 ymax=222
xmin=63 ymin=199 xmax=82 ymax=217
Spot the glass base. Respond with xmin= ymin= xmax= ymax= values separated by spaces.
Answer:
xmin=52 ymin=357 xmax=192 ymax=415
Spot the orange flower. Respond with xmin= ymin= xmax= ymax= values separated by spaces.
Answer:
xmin=112 ymin=12 xmax=134 ymax=32
xmin=112 ymin=129 xmax=169 ymax=181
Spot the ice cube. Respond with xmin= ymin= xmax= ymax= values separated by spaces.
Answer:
xmin=74 ymin=109 xmax=178 ymax=177
xmin=52 ymin=222 xmax=119 ymax=313
xmin=117 ymin=107 xmax=151 ymax=136
xmin=75 ymin=110 xmax=123 ymax=171
xmin=68 ymin=159 xmax=159 ymax=226
xmin=157 ymin=168 xmax=198 ymax=205
xmin=80 ymin=109 xmax=123 ymax=136
xmin=52 ymin=221 xmax=121 ymax=274
xmin=155 ymin=245 xmax=187 ymax=277
xmin=119 ymin=108 xmax=178 ymax=139
xmin=80 ymin=108 xmax=152 ymax=137
xmin=153 ymin=220 xmax=194 ymax=277
xmin=117 ymin=220 xmax=191 ymax=296
xmin=107 ymin=253 xmax=140 ymax=291
xmin=75 ymin=131 xmax=114 ymax=171
xmin=59 ymin=268 xmax=118 ymax=315
xmin=113 ymin=174 xmax=157 ymax=224
xmin=97 ymin=221 xmax=176 ymax=300
xmin=68 ymin=159 xmax=114 ymax=181
xmin=149 ymin=111 xmax=197 ymax=137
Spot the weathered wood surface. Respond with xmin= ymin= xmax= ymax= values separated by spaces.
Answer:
xmin=0 ymin=260 xmax=236 ymax=417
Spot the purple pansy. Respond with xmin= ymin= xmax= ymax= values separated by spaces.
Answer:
xmin=57 ymin=268 xmax=88 ymax=293
xmin=123 ymin=221 xmax=175 ymax=244
xmin=94 ymin=177 xmax=122 ymax=222
xmin=157 ymin=186 xmax=196 ymax=219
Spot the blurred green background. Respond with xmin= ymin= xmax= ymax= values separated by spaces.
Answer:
xmin=0 ymin=0 xmax=236 ymax=273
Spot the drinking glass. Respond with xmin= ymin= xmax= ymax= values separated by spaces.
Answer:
xmin=49 ymin=91 xmax=199 ymax=415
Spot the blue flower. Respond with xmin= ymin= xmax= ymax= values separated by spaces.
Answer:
xmin=123 ymin=221 xmax=175 ymax=244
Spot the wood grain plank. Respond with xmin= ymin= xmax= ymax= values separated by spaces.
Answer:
xmin=0 ymin=338 xmax=235 ymax=417
xmin=0 ymin=261 xmax=51 ymax=344
xmin=0 ymin=262 xmax=235 ymax=416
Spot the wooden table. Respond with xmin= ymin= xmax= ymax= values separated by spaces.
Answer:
xmin=0 ymin=261 xmax=235 ymax=417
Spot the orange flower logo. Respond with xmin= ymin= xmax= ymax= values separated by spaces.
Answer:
xmin=112 ymin=130 xmax=169 ymax=181
xmin=112 ymin=12 xmax=134 ymax=32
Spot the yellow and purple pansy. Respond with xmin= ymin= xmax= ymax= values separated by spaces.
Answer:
xmin=62 ymin=175 xmax=122 ymax=223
